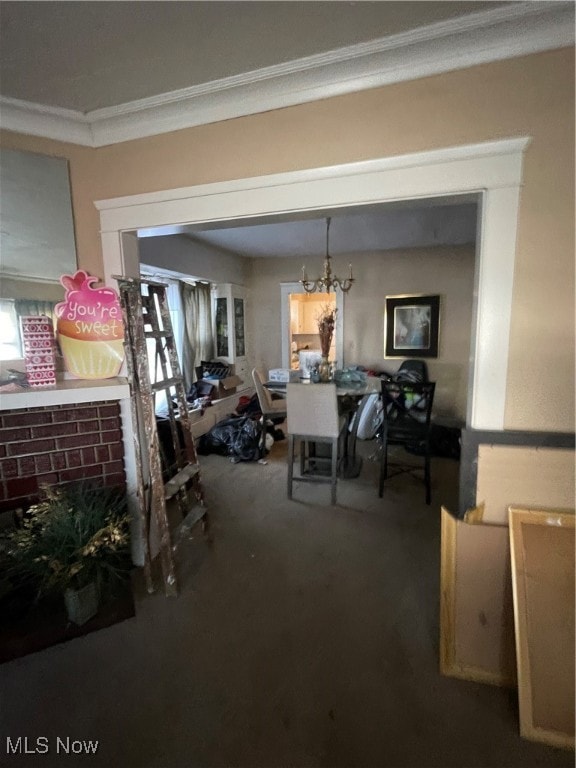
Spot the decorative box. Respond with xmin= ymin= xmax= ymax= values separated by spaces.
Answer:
xmin=20 ymin=315 xmax=57 ymax=388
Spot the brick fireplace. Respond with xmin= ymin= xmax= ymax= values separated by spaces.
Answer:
xmin=0 ymin=401 xmax=126 ymax=514
xmin=0 ymin=379 xmax=135 ymax=519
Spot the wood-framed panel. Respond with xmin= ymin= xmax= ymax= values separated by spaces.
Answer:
xmin=441 ymin=441 xmax=575 ymax=691
xmin=509 ymin=507 xmax=575 ymax=750
xmin=440 ymin=507 xmax=516 ymax=686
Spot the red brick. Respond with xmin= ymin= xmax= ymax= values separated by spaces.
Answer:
xmin=104 ymin=473 xmax=126 ymax=488
xmin=99 ymin=417 xmax=121 ymax=432
xmin=0 ymin=427 xmax=31 ymax=443
xmin=36 ymin=473 xmax=58 ymax=489
xmin=81 ymin=447 xmax=96 ymax=465
xmin=60 ymin=465 xmax=101 ymax=482
xmin=35 ymin=454 xmax=53 ymax=474
xmin=1 ymin=458 xmax=19 ymax=479
xmin=6 ymin=476 xmax=38 ymax=498
xmin=56 ymin=433 xmax=101 ymax=450
xmin=78 ymin=419 xmax=100 ymax=434
xmin=100 ymin=430 xmax=122 ymax=445
xmin=1 ymin=411 xmax=52 ymax=428
xmin=32 ymin=421 xmax=78 ymax=438
xmin=18 ymin=455 xmax=37 ymax=475
xmin=51 ymin=452 xmax=67 ymax=471
xmin=95 ymin=445 xmax=110 ymax=462
xmin=103 ymin=460 xmax=125 ymax=476
xmin=55 ymin=406 xmax=98 ymax=422
xmin=66 ymin=450 xmax=83 ymax=468
xmin=109 ymin=443 xmax=124 ymax=461
xmin=8 ymin=439 xmax=55 ymax=457
xmin=98 ymin=403 xmax=120 ymax=418
xmin=0 ymin=444 xmax=5 ymax=458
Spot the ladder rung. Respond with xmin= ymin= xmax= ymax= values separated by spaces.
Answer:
xmin=172 ymin=505 xmax=207 ymax=545
xmin=144 ymin=330 xmax=174 ymax=339
xmin=164 ymin=463 xmax=201 ymax=499
xmin=151 ymin=377 xmax=182 ymax=392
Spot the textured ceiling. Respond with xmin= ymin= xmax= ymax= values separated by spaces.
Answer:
xmin=0 ymin=1 xmax=505 ymax=112
xmin=138 ymin=197 xmax=479 ymax=258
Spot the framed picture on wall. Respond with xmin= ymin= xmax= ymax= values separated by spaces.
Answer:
xmin=384 ymin=294 xmax=440 ymax=358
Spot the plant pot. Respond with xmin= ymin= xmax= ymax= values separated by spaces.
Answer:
xmin=64 ymin=582 xmax=99 ymax=626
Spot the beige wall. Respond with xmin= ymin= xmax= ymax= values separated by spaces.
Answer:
xmin=248 ymin=246 xmax=475 ymax=421
xmin=139 ymin=234 xmax=249 ymax=285
xmin=1 ymin=48 xmax=574 ymax=432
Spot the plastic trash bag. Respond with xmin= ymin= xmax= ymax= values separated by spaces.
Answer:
xmin=198 ymin=415 xmax=262 ymax=462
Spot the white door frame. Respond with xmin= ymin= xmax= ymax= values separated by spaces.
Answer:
xmin=97 ymin=137 xmax=530 ymax=430
xmin=280 ymin=282 xmax=344 ymax=371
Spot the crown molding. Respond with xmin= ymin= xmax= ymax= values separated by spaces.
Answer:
xmin=0 ymin=97 xmax=94 ymax=146
xmin=0 ymin=2 xmax=572 ymax=148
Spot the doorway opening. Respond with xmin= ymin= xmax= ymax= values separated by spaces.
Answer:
xmin=98 ymin=137 xmax=529 ymax=430
xmin=289 ymin=291 xmax=336 ymax=373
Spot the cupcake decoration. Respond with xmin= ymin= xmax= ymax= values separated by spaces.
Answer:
xmin=55 ymin=270 xmax=125 ymax=379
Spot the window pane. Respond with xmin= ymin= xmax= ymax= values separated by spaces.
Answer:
xmin=0 ymin=300 xmax=22 ymax=360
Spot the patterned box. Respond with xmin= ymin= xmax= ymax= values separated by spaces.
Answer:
xmin=20 ymin=316 xmax=57 ymax=387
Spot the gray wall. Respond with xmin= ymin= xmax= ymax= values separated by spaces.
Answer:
xmin=138 ymin=234 xmax=248 ymax=285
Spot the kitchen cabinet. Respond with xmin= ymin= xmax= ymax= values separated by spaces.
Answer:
xmin=290 ymin=294 xmax=323 ymax=335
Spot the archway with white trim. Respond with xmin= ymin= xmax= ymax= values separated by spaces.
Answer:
xmin=97 ymin=137 xmax=530 ymax=430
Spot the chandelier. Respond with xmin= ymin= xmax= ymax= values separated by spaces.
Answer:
xmin=299 ymin=217 xmax=354 ymax=293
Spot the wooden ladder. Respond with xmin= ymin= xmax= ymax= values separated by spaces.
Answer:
xmin=115 ymin=275 xmax=207 ymax=596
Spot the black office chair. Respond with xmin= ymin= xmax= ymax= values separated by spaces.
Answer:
xmin=396 ymin=359 xmax=429 ymax=382
xmin=378 ymin=380 xmax=436 ymax=505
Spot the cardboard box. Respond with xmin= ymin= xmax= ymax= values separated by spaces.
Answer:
xmin=268 ymin=368 xmax=299 ymax=383
xmin=202 ymin=374 xmax=243 ymax=399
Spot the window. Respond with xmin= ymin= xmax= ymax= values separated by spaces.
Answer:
xmin=140 ymin=276 xmax=184 ymax=415
xmin=0 ymin=300 xmax=21 ymax=360
xmin=0 ymin=298 xmax=58 ymax=361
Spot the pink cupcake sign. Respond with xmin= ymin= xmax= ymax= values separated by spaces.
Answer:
xmin=55 ymin=270 xmax=125 ymax=379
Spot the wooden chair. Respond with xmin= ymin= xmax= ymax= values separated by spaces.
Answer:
xmin=286 ymin=383 xmax=346 ymax=505
xmin=378 ymin=380 xmax=436 ymax=505
xmin=252 ymin=369 xmax=287 ymax=453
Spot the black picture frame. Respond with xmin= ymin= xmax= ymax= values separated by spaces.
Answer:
xmin=384 ymin=294 xmax=440 ymax=358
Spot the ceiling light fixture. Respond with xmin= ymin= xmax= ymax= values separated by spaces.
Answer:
xmin=300 ymin=217 xmax=354 ymax=293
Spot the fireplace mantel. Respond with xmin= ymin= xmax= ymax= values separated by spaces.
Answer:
xmin=0 ymin=377 xmax=130 ymax=411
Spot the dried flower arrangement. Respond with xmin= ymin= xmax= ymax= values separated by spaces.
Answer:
xmin=317 ymin=305 xmax=337 ymax=359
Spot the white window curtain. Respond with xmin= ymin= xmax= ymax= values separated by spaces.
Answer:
xmin=179 ymin=282 xmax=215 ymax=391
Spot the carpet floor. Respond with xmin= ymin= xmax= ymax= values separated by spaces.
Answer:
xmin=0 ymin=436 xmax=572 ymax=768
